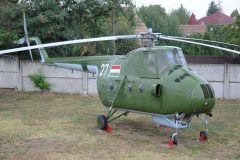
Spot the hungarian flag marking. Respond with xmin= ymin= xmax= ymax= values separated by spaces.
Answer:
xmin=109 ymin=65 xmax=121 ymax=77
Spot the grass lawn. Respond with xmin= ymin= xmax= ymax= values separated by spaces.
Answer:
xmin=0 ymin=89 xmax=239 ymax=160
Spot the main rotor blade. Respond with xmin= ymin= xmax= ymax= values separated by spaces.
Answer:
xmin=160 ymin=36 xmax=240 ymax=55
xmin=0 ymin=35 xmax=140 ymax=55
xmin=168 ymin=36 xmax=240 ymax=48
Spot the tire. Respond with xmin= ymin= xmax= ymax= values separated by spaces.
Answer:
xmin=97 ymin=115 xmax=108 ymax=130
xmin=200 ymin=131 xmax=208 ymax=140
xmin=171 ymin=133 xmax=178 ymax=145
xmin=172 ymin=135 xmax=178 ymax=145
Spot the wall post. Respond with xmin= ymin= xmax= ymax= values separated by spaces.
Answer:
xmin=17 ymin=58 xmax=23 ymax=91
xmin=82 ymin=72 xmax=88 ymax=94
xmin=223 ymin=63 xmax=229 ymax=99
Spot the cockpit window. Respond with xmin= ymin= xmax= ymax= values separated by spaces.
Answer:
xmin=144 ymin=53 xmax=157 ymax=74
xmin=148 ymin=54 xmax=157 ymax=73
xmin=178 ymin=49 xmax=187 ymax=66
xmin=166 ymin=49 xmax=187 ymax=66
xmin=158 ymin=51 xmax=169 ymax=72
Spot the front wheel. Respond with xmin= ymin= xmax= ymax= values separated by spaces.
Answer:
xmin=97 ymin=115 xmax=107 ymax=130
xmin=199 ymin=130 xmax=208 ymax=141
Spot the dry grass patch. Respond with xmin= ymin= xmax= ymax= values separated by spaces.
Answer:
xmin=0 ymin=90 xmax=239 ymax=160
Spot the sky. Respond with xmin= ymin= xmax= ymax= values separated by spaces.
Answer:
xmin=134 ymin=0 xmax=240 ymax=19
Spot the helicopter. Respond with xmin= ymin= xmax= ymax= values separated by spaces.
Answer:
xmin=1 ymin=29 xmax=240 ymax=146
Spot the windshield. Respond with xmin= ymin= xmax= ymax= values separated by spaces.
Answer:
xmin=142 ymin=49 xmax=187 ymax=76
xmin=165 ymin=49 xmax=187 ymax=66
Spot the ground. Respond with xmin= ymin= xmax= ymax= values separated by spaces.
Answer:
xmin=0 ymin=89 xmax=239 ymax=160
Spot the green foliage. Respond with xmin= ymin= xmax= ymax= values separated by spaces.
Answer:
xmin=0 ymin=0 xmax=137 ymax=56
xmin=206 ymin=1 xmax=222 ymax=16
xmin=231 ymin=9 xmax=239 ymax=18
xmin=137 ymin=5 xmax=181 ymax=36
xmin=170 ymin=4 xmax=190 ymax=25
xmin=180 ymin=27 xmax=225 ymax=55
xmin=28 ymin=72 xmax=51 ymax=91
xmin=1 ymin=1 xmax=239 ymax=57
xmin=222 ymin=16 xmax=240 ymax=45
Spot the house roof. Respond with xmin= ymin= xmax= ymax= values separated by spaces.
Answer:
xmin=196 ymin=12 xmax=235 ymax=25
xmin=180 ymin=25 xmax=207 ymax=36
xmin=134 ymin=16 xmax=148 ymax=33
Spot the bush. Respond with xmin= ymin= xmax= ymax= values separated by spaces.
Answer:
xmin=28 ymin=72 xmax=51 ymax=91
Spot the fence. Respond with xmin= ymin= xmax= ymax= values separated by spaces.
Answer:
xmin=1 ymin=56 xmax=240 ymax=99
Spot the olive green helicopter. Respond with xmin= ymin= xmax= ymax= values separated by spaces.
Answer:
xmin=1 ymin=26 xmax=240 ymax=146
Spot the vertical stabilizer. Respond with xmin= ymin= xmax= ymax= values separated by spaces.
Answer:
xmin=29 ymin=37 xmax=49 ymax=63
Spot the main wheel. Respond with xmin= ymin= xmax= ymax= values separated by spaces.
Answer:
xmin=172 ymin=135 xmax=178 ymax=145
xmin=171 ymin=133 xmax=178 ymax=145
xmin=97 ymin=115 xmax=108 ymax=130
xmin=200 ymin=130 xmax=208 ymax=141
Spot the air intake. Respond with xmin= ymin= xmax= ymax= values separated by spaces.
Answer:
xmin=200 ymin=84 xmax=214 ymax=99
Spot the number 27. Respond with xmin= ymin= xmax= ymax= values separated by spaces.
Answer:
xmin=99 ymin=64 xmax=109 ymax=76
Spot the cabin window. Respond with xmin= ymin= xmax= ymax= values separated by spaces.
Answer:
xmin=158 ymin=52 xmax=169 ymax=72
xmin=144 ymin=53 xmax=157 ymax=74
xmin=178 ymin=49 xmax=187 ymax=66
xmin=166 ymin=50 xmax=175 ymax=65
xmin=166 ymin=49 xmax=187 ymax=66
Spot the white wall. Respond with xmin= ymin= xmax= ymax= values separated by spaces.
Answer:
xmin=1 ymin=57 xmax=240 ymax=99
xmin=0 ymin=57 xmax=97 ymax=94
xmin=189 ymin=64 xmax=240 ymax=99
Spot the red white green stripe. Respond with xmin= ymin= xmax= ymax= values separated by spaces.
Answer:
xmin=109 ymin=65 xmax=121 ymax=77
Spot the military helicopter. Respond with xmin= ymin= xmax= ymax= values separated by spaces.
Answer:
xmin=1 ymin=28 xmax=240 ymax=146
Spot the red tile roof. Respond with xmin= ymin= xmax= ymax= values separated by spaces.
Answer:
xmin=134 ymin=16 xmax=148 ymax=33
xmin=196 ymin=12 xmax=235 ymax=25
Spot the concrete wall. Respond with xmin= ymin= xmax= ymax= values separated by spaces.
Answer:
xmin=189 ymin=64 xmax=240 ymax=99
xmin=0 ymin=57 xmax=97 ymax=94
xmin=1 ymin=56 xmax=240 ymax=99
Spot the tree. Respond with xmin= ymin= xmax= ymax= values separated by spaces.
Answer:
xmin=137 ymin=5 xmax=181 ymax=36
xmin=0 ymin=0 xmax=137 ymax=56
xmin=170 ymin=4 xmax=190 ymax=25
xmin=222 ymin=16 xmax=240 ymax=45
xmin=231 ymin=9 xmax=239 ymax=17
xmin=206 ymin=1 xmax=222 ymax=16
xmin=188 ymin=13 xmax=197 ymax=25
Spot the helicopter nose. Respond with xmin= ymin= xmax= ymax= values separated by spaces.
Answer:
xmin=192 ymin=83 xmax=215 ymax=114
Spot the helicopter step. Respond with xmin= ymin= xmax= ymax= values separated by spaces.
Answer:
xmin=152 ymin=113 xmax=191 ymax=147
xmin=152 ymin=113 xmax=191 ymax=129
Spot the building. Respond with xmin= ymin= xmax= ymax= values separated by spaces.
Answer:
xmin=195 ymin=11 xmax=235 ymax=25
xmin=134 ymin=16 xmax=148 ymax=33
xmin=180 ymin=12 xmax=235 ymax=36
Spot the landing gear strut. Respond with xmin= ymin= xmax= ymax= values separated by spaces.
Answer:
xmin=97 ymin=108 xmax=129 ymax=133
xmin=198 ymin=114 xmax=210 ymax=142
xmin=97 ymin=76 xmax=128 ymax=132
xmin=168 ymin=132 xmax=178 ymax=146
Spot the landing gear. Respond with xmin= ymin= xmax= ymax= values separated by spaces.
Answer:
xmin=96 ymin=108 xmax=129 ymax=133
xmin=199 ymin=130 xmax=208 ymax=141
xmin=198 ymin=114 xmax=210 ymax=142
xmin=168 ymin=132 xmax=178 ymax=147
xmin=97 ymin=115 xmax=107 ymax=130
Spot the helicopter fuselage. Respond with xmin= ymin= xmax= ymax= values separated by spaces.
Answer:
xmin=97 ymin=46 xmax=215 ymax=116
